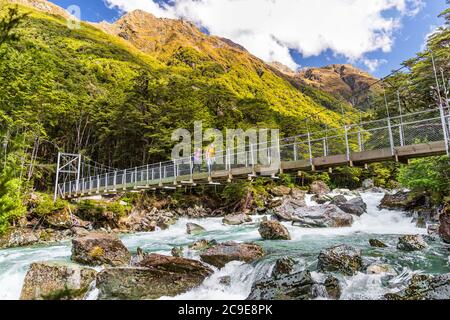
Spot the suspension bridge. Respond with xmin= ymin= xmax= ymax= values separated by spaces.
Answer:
xmin=54 ymin=106 xmax=450 ymax=200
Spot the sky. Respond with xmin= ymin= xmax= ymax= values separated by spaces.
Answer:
xmin=49 ymin=0 xmax=448 ymax=78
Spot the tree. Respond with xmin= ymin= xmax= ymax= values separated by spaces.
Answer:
xmin=0 ymin=5 xmax=26 ymax=46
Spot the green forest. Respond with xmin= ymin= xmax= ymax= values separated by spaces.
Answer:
xmin=0 ymin=0 xmax=449 ymax=234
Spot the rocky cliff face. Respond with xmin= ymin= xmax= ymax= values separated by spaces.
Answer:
xmin=3 ymin=0 xmax=71 ymax=18
xmin=95 ymin=9 xmax=248 ymax=63
xmin=271 ymin=62 xmax=381 ymax=108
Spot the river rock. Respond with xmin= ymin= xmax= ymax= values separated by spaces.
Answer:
xmin=338 ymin=197 xmax=367 ymax=217
xmin=258 ymin=220 xmax=291 ymax=240
xmin=71 ymin=233 xmax=131 ymax=267
xmin=362 ymin=179 xmax=375 ymax=189
xmin=188 ymin=239 xmax=217 ymax=251
xmin=44 ymin=209 xmax=73 ymax=229
xmin=186 ymin=222 xmax=206 ymax=235
xmin=219 ymin=276 xmax=231 ymax=286
xmin=123 ymin=207 xmax=176 ymax=232
xmin=291 ymin=205 xmax=353 ymax=228
xmin=397 ymin=235 xmax=428 ymax=252
xmin=130 ymin=247 xmax=145 ymax=266
xmin=171 ymin=247 xmax=184 ymax=258
xmin=366 ymin=263 xmax=395 ymax=275
xmin=270 ymin=185 xmax=291 ymax=197
xmin=317 ymin=245 xmax=363 ymax=275
xmin=200 ymin=242 xmax=265 ymax=268
xmin=272 ymin=257 xmax=295 ymax=277
xmin=309 ymin=181 xmax=330 ymax=196
xmin=97 ymin=254 xmax=212 ymax=300
xmin=369 ymin=239 xmax=388 ymax=248
xmin=439 ymin=205 xmax=450 ymax=244
xmin=330 ymin=195 xmax=348 ymax=206
xmin=312 ymin=194 xmax=333 ymax=204
xmin=324 ymin=276 xmax=341 ymax=300
xmin=222 ymin=213 xmax=252 ymax=226
xmin=290 ymin=188 xmax=307 ymax=201
xmin=20 ymin=261 xmax=97 ymax=300
xmin=138 ymin=254 xmax=212 ymax=276
xmin=247 ymin=270 xmax=316 ymax=300
xmin=385 ymin=274 xmax=450 ymax=300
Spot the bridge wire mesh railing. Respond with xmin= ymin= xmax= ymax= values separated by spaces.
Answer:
xmin=60 ymin=107 xmax=450 ymax=197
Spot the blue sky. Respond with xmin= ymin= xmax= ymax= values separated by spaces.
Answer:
xmin=50 ymin=0 xmax=447 ymax=78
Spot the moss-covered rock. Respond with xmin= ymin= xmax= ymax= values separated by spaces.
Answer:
xmin=96 ymin=254 xmax=212 ymax=300
xmin=20 ymin=261 xmax=97 ymax=300
xmin=317 ymin=244 xmax=363 ymax=276
xmin=397 ymin=235 xmax=428 ymax=252
xmin=71 ymin=232 xmax=131 ymax=266
xmin=385 ymin=274 xmax=450 ymax=300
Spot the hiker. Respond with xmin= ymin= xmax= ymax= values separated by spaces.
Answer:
xmin=205 ymin=144 xmax=215 ymax=175
xmin=192 ymin=148 xmax=202 ymax=174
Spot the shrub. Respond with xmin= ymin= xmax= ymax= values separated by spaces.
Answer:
xmin=0 ymin=173 xmax=26 ymax=234
xmin=398 ymin=156 xmax=450 ymax=203
xmin=33 ymin=193 xmax=67 ymax=217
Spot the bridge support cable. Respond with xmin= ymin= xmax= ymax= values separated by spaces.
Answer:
xmin=432 ymin=52 xmax=450 ymax=156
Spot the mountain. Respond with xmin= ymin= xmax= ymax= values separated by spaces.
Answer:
xmin=271 ymin=62 xmax=381 ymax=108
xmin=4 ymin=0 xmax=70 ymax=18
xmin=0 ymin=0 xmax=357 ymax=170
xmin=95 ymin=9 xmax=358 ymax=118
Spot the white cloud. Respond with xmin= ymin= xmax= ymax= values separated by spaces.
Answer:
xmin=104 ymin=0 xmax=424 ymax=71
xmin=362 ymin=58 xmax=388 ymax=72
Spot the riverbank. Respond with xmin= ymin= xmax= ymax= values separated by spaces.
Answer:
xmin=1 ymin=190 xmax=449 ymax=300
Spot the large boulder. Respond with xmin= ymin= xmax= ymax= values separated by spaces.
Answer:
xmin=138 ymin=254 xmax=212 ymax=277
xmin=379 ymin=191 xmax=427 ymax=211
xmin=186 ymin=222 xmax=206 ymax=235
xmin=291 ymin=205 xmax=353 ymax=228
xmin=317 ymin=245 xmax=363 ymax=275
xmin=369 ymin=239 xmax=388 ymax=248
xmin=71 ymin=233 xmax=131 ymax=267
xmin=397 ymin=235 xmax=428 ymax=252
xmin=272 ymin=197 xmax=307 ymax=221
xmin=270 ymin=185 xmax=291 ymax=197
xmin=259 ymin=220 xmax=291 ymax=240
xmin=0 ymin=228 xmax=40 ymax=249
xmin=20 ymin=261 xmax=97 ymax=300
xmin=222 ymin=213 xmax=252 ymax=226
xmin=96 ymin=254 xmax=212 ymax=300
xmin=309 ymin=181 xmax=330 ymax=196
xmin=439 ymin=205 xmax=450 ymax=244
xmin=385 ymin=274 xmax=450 ymax=300
xmin=330 ymin=195 xmax=347 ymax=206
xmin=247 ymin=270 xmax=316 ymax=300
xmin=337 ymin=197 xmax=367 ymax=217
xmin=200 ymin=242 xmax=265 ymax=268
